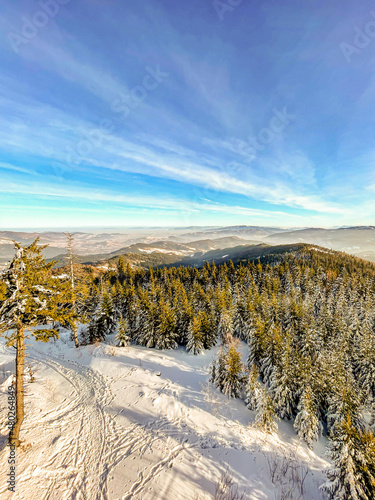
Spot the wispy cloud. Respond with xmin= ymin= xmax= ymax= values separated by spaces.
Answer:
xmin=0 ymin=178 xmax=296 ymax=219
xmin=0 ymin=161 xmax=38 ymax=176
xmin=0 ymin=0 xmax=373 ymax=227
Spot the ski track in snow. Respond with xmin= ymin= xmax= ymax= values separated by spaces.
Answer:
xmin=28 ymin=350 xmax=115 ymax=500
xmin=0 ymin=341 xmax=328 ymax=500
xmin=2 ymin=348 xmax=200 ymax=500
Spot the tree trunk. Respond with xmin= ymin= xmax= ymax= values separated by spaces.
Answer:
xmin=10 ymin=328 xmax=25 ymax=447
xmin=72 ymin=321 xmax=79 ymax=348
xmin=66 ymin=233 xmax=79 ymax=348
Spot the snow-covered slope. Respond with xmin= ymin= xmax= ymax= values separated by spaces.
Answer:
xmin=0 ymin=336 xmax=329 ymax=499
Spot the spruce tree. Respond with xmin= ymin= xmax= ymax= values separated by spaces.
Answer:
xmin=218 ymin=310 xmax=234 ymax=345
xmin=213 ymin=347 xmax=228 ymax=391
xmin=270 ymin=336 xmax=298 ymax=420
xmin=294 ymin=385 xmax=321 ymax=448
xmin=116 ymin=316 xmax=131 ymax=347
xmin=0 ymin=240 xmax=69 ymax=446
xmin=200 ymin=310 xmax=217 ymax=349
xmin=63 ymin=233 xmax=89 ymax=348
xmin=136 ymin=302 xmax=157 ymax=348
xmin=117 ymin=255 xmax=127 ymax=283
xmin=247 ymin=316 xmax=267 ymax=374
xmin=246 ymin=365 xmax=261 ymax=411
xmin=89 ymin=292 xmax=115 ymax=343
xmin=326 ymin=371 xmax=362 ymax=435
xmin=209 ymin=359 xmax=217 ymax=384
xmin=355 ymin=324 xmax=375 ymax=403
xmin=322 ymin=415 xmax=375 ymax=500
xmin=361 ymin=429 xmax=375 ymax=496
xmin=222 ymin=344 xmax=243 ymax=398
xmin=233 ymin=296 xmax=249 ymax=341
xmin=255 ymin=387 xmax=278 ymax=433
xmin=155 ymin=301 xmax=178 ymax=350
xmin=187 ymin=316 xmax=204 ymax=355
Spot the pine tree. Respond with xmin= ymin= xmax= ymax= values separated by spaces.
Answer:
xmin=100 ymin=292 xmax=116 ymax=333
xmin=116 ymin=316 xmax=131 ymax=347
xmin=0 ymin=240 xmax=69 ymax=446
xmin=136 ymin=301 xmax=158 ymax=348
xmin=355 ymin=324 xmax=375 ymax=403
xmin=270 ymin=335 xmax=298 ymax=420
xmin=233 ymin=296 xmax=249 ymax=341
xmin=209 ymin=359 xmax=217 ymax=384
xmin=326 ymin=371 xmax=362 ymax=435
xmin=362 ymin=429 xmax=375 ymax=496
xmin=218 ymin=310 xmax=234 ymax=345
xmin=89 ymin=292 xmax=115 ymax=343
xmin=187 ymin=316 xmax=204 ymax=355
xmin=246 ymin=365 xmax=261 ymax=411
xmin=88 ymin=320 xmax=100 ymax=344
xmin=248 ymin=316 xmax=265 ymax=371
xmin=294 ymin=385 xmax=321 ymax=448
xmin=222 ymin=344 xmax=243 ymax=398
xmin=213 ymin=347 xmax=228 ymax=391
xmin=172 ymin=286 xmax=192 ymax=345
xmin=255 ymin=387 xmax=278 ymax=433
xmin=63 ymin=233 xmax=89 ymax=348
xmin=155 ymin=301 xmax=178 ymax=350
xmin=200 ymin=310 xmax=217 ymax=349
xmin=117 ymin=255 xmax=127 ymax=283
xmin=322 ymin=415 xmax=375 ymax=500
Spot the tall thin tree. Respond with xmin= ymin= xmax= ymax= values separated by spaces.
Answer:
xmin=0 ymin=239 xmax=68 ymax=446
xmin=64 ymin=233 xmax=79 ymax=347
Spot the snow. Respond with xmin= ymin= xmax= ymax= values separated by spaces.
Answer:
xmin=0 ymin=336 xmax=329 ymax=499
xmin=310 ymin=247 xmax=334 ymax=255
xmin=138 ymin=248 xmax=187 ymax=256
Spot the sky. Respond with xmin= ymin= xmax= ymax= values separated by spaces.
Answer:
xmin=0 ymin=0 xmax=375 ymax=229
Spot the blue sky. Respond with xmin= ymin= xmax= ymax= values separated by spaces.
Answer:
xmin=0 ymin=0 xmax=374 ymax=228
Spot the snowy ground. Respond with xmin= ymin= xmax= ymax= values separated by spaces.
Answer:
xmin=0 ymin=334 xmax=329 ymax=499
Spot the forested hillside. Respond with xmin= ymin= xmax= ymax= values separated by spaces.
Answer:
xmin=1 ymin=243 xmax=375 ymax=498
xmin=79 ymin=246 xmax=375 ymax=498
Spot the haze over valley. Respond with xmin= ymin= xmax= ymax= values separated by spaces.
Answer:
xmin=1 ymin=225 xmax=374 ymax=270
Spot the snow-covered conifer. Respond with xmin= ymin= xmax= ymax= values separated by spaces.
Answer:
xmin=222 ymin=344 xmax=243 ymax=398
xmin=136 ymin=300 xmax=158 ymax=348
xmin=245 ymin=365 xmax=261 ymax=411
xmin=218 ymin=310 xmax=234 ymax=345
xmin=200 ymin=310 xmax=217 ymax=349
xmin=187 ymin=316 xmax=204 ymax=355
xmin=233 ymin=297 xmax=249 ymax=341
xmin=326 ymin=368 xmax=362 ymax=435
xmin=322 ymin=416 xmax=375 ymax=500
xmin=155 ymin=301 xmax=178 ymax=350
xmin=355 ymin=324 xmax=375 ymax=403
xmin=294 ymin=385 xmax=321 ymax=448
xmin=214 ymin=347 xmax=228 ymax=391
xmin=116 ymin=316 xmax=131 ymax=347
xmin=255 ymin=387 xmax=278 ymax=433
xmin=88 ymin=292 xmax=115 ymax=343
xmin=0 ymin=240 xmax=69 ymax=446
xmin=209 ymin=360 xmax=217 ymax=384
xmin=270 ymin=336 xmax=298 ymax=419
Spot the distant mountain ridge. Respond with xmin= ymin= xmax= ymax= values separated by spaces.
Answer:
xmin=265 ymin=226 xmax=375 ymax=262
xmin=0 ymin=226 xmax=374 ymax=268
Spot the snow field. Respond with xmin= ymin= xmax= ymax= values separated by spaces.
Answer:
xmin=0 ymin=337 xmax=329 ymax=499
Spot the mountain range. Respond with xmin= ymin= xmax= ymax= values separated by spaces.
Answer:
xmin=0 ymin=225 xmax=374 ymax=269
